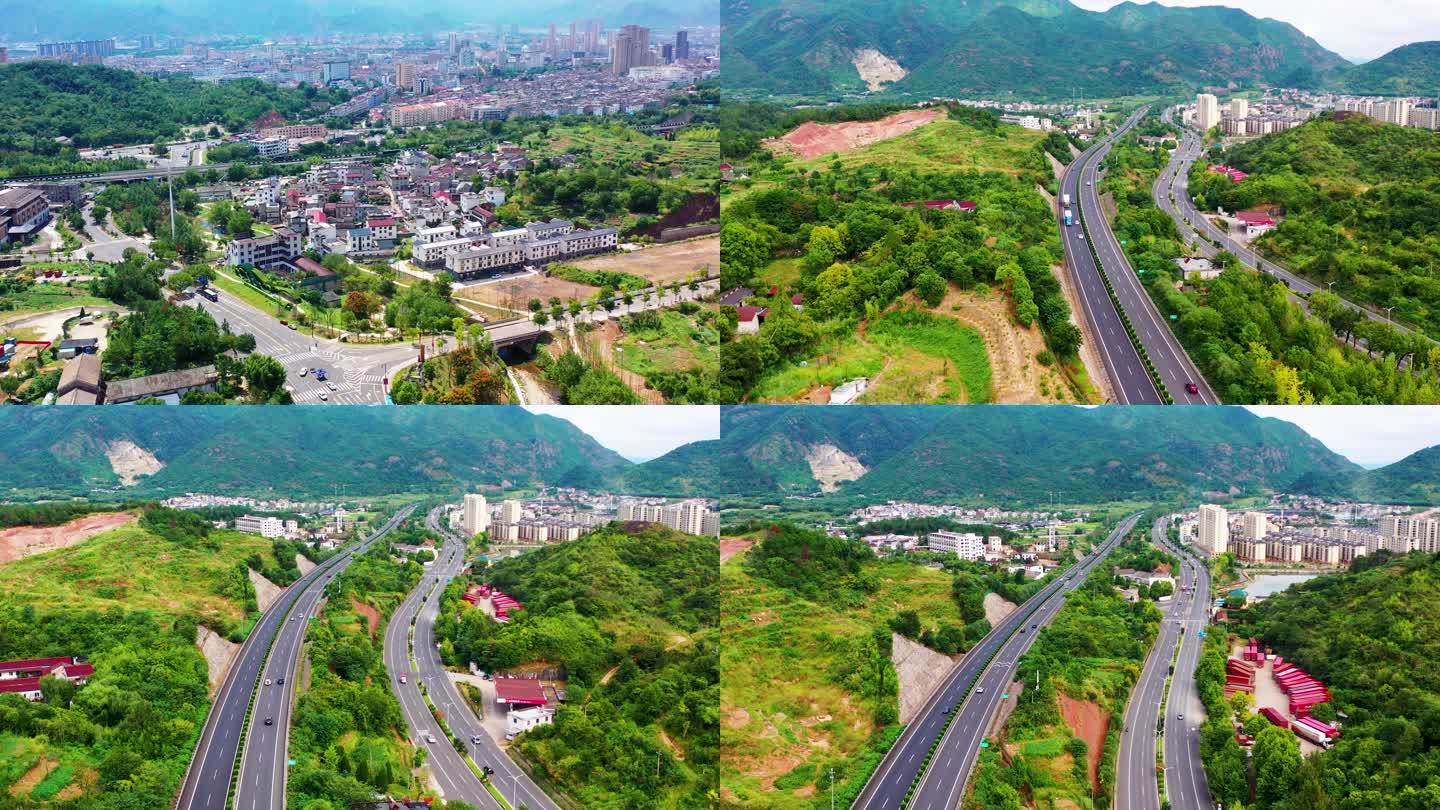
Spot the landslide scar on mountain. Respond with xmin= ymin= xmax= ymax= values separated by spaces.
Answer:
xmin=852 ymin=48 xmax=906 ymax=91
xmin=804 ymin=443 xmax=866 ymax=492
xmin=104 ymin=440 xmax=162 ymax=485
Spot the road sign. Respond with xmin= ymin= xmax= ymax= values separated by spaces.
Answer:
xmin=1002 ymin=693 xmax=1010 ymax=699
xmin=1169 ymin=314 xmax=1178 ymax=320
xmin=979 ymin=741 xmax=990 ymax=749
xmin=287 ymin=759 xmax=297 ymax=766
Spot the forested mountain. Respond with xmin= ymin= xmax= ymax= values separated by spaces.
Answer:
xmin=713 ymin=406 xmax=1361 ymax=502
xmin=0 ymin=407 xmax=645 ymax=497
xmin=1335 ymin=41 xmax=1440 ymax=95
xmin=1348 ymin=446 xmax=1440 ymax=504
xmin=724 ymin=0 xmax=1348 ymax=98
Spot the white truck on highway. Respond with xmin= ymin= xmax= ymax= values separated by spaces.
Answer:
xmin=1062 ymin=193 xmax=1071 ymax=206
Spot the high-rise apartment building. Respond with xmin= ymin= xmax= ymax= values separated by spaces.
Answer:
xmin=675 ymin=30 xmax=689 ymax=60
xmin=1242 ymin=511 xmax=1268 ymax=540
xmin=1196 ymin=94 xmax=1220 ymax=131
xmin=501 ymin=499 xmax=523 ymax=525
xmin=1198 ymin=504 xmax=1229 ymax=555
xmin=610 ymin=24 xmax=653 ymax=76
xmin=395 ymin=62 xmax=416 ymax=91
xmin=1230 ymin=98 xmax=1249 ymax=121
xmin=463 ymin=494 xmax=490 ymax=536
xmin=927 ymin=531 xmax=985 ymax=560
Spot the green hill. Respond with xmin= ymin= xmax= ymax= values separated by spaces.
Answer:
xmin=1203 ymin=553 xmax=1440 ymax=808
xmin=724 ymin=0 xmax=1348 ymax=99
xmin=1190 ymin=114 xmax=1440 ymax=342
xmin=0 ymin=407 xmax=653 ymax=498
xmin=438 ymin=524 xmax=717 ymax=809
xmin=714 ymin=405 xmax=1360 ymax=503
xmin=1335 ymin=41 xmax=1440 ymax=95
xmin=1348 ymin=445 xmax=1440 ymax=504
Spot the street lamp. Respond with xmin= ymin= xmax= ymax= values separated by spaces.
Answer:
xmin=1385 ymin=306 xmax=1395 ymax=325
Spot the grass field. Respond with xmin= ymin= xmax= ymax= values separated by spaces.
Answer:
xmin=0 ymin=735 xmax=94 ymax=803
xmin=0 ymin=524 xmax=279 ymax=629
xmin=788 ymin=117 xmax=1048 ymax=177
xmin=0 ymin=283 xmax=109 ymax=324
xmin=615 ymin=308 xmax=719 ymax=378
xmin=751 ymin=307 xmax=992 ymax=403
xmin=721 ymin=546 xmax=966 ymax=807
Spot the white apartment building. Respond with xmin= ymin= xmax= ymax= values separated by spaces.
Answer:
xmin=619 ymin=499 xmax=718 ymax=536
xmin=1243 ymin=511 xmax=1269 ymax=540
xmin=1198 ymin=504 xmax=1229 ymax=556
xmin=235 ymin=514 xmax=284 ymax=538
xmin=1196 ymin=94 xmax=1221 ymax=132
xmin=927 ymin=530 xmax=985 ymax=560
xmin=463 ymin=493 xmax=490 ymax=536
xmin=501 ymin=499 xmax=523 ymax=525
xmin=415 ymin=236 xmax=479 ymax=268
xmin=1380 ymin=511 xmax=1440 ymax=552
xmin=415 ymin=224 xmax=458 ymax=245
xmin=1230 ymin=98 xmax=1249 ymax=121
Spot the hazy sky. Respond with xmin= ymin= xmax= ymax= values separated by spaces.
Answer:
xmin=525 ymin=405 xmax=718 ymax=461
xmin=1067 ymin=0 xmax=1440 ymax=61
xmin=1246 ymin=406 xmax=1440 ymax=467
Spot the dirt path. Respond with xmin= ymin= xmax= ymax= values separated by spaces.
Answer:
xmin=932 ymin=285 xmax=1061 ymax=403
xmin=1051 ymin=263 xmax=1114 ymax=403
xmin=658 ymin=728 xmax=686 ymax=761
xmin=765 ymin=109 xmax=943 ymax=159
xmin=350 ymin=597 xmax=380 ymax=639
xmin=0 ymin=512 xmax=137 ymax=563
xmin=9 ymin=757 xmax=57 ymax=797
xmin=720 ymin=538 xmax=754 ymax=563
xmin=513 ymin=366 xmax=556 ymax=405
xmin=1058 ymin=692 xmax=1108 ymax=795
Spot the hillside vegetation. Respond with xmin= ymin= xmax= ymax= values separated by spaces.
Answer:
xmin=724 ymin=0 xmax=1347 ymax=99
xmin=0 ymin=512 xmax=293 ymax=808
xmin=1191 ymin=115 xmax=1440 ymax=343
xmin=435 ymin=524 xmax=717 ymax=809
xmin=0 ymin=62 xmax=345 ymax=177
xmin=967 ymin=570 xmax=1160 ymax=808
xmin=720 ymin=109 xmax=1083 ymax=403
xmin=1201 ymin=552 xmax=1440 ymax=810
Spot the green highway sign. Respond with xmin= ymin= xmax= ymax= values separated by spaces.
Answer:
xmin=979 ymin=741 xmax=990 ymax=749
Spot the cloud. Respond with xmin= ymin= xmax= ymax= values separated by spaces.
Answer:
xmin=1066 ymin=0 xmax=1440 ymax=61
xmin=524 ymin=405 xmax=719 ymax=461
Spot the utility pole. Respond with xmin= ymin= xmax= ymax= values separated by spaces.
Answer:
xmin=167 ymin=171 xmax=177 ymax=243
xmin=830 ymin=767 xmax=835 ymax=810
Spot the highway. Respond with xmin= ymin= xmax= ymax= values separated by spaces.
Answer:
xmin=1115 ymin=516 xmax=1213 ymax=810
xmin=1072 ymin=107 xmax=1219 ymax=404
xmin=852 ymin=513 xmax=1142 ymax=810
xmin=175 ymin=505 xmax=414 ymax=810
xmin=1153 ymin=107 xmax=1435 ymax=349
xmin=416 ymin=511 xmax=558 ymax=810
xmin=383 ymin=507 xmax=502 ymax=809
xmin=1057 ymin=113 xmax=1162 ymax=404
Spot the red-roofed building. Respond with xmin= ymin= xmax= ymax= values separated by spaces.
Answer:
xmin=0 ymin=657 xmax=93 ymax=701
xmin=366 ymin=218 xmax=397 ymax=241
xmin=1208 ymin=164 xmax=1249 ymax=183
xmin=736 ymin=305 xmax=768 ymax=335
xmin=1235 ymin=210 xmax=1277 ymax=238
xmin=494 ymin=677 xmax=548 ymax=706
xmin=790 ymin=293 xmax=804 ymax=310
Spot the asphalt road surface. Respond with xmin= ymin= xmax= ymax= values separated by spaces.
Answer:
xmin=1154 ymin=518 xmax=1214 ymax=810
xmin=383 ymin=507 xmax=502 ymax=809
xmin=1115 ymin=516 xmax=1214 ymax=810
xmin=1058 ymin=114 xmax=1162 ymax=404
xmin=853 ymin=513 xmax=1142 ymax=810
xmin=413 ymin=511 xmax=559 ymax=810
xmin=1154 ymin=107 xmax=1433 ymax=350
xmin=1072 ymin=107 xmax=1217 ymax=404
xmin=176 ymin=506 xmax=413 ymax=810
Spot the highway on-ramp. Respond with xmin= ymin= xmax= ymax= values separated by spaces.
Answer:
xmin=176 ymin=505 xmax=414 ymax=810
xmin=1058 ymin=113 xmax=1162 ymax=404
xmin=852 ymin=513 xmax=1142 ymax=810
xmin=1115 ymin=516 xmax=1213 ymax=810
xmin=1074 ymin=107 xmax=1218 ymax=404
xmin=383 ymin=507 xmax=502 ymax=809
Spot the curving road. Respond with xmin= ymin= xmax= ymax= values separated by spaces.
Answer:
xmin=176 ymin=505 xmax=414 ymax=810
xmin=1058 ymin=113 xmax=1162 ymax=404
xmin=852 ymin=513 xmax=1142 ymax=810
xmin=1154 ymin=107 xmax=1435 ymax=351
xmin=1073 ymin=107 xmax=1218 ymax=404
xmin=416 ymin=511 xmax=559 ymax=810
xmin=384 ymin=507 xmax=502 ymax=809
xmin=1115 ymin=516 xmax=1213 ymax=810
